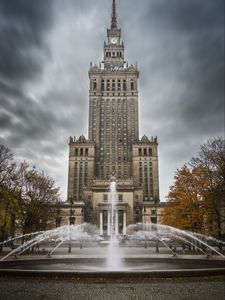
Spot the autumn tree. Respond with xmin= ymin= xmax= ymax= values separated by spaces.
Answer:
xmin=0 ymin=145 xmax=17 ymax=247
xmin=190 ymin=137 xmax=225 ymax=237
xmin=15 ymin=162 xmax=61 ymax=234
xmin=0 ymin=144 xmax=61 ymax=247
xmin=163 ymin=138 xmax=225 ymax=237
xmin=163 ymin=165 xmax=211 ymax=234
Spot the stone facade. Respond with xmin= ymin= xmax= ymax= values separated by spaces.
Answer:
xmin=64 ymin=0 xmax=161 ymax=235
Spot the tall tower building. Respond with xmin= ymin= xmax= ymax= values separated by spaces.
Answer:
xmin=89 ymin=0 xmax=139 ymax=181
xmin=67 ymin=0 xmax=160 ymax=234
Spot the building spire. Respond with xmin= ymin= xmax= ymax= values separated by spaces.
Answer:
xmin=111 ymin=0 xmax=117 ymax=29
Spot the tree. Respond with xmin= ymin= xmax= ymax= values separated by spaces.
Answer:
xmin=0 ymin=145 xmax=17 ymax=247
xmin=15 ymin=162 xmax=61 ymax=234
xmin=163 ymin=138 xmax=225 ymax=237
xmin=163 ymin=165 xmax=210 ymax=234
xmin=0 ymin=144 xmax=61 ymax=248
xmin=191 ymin=137 xmax=225 ymax=237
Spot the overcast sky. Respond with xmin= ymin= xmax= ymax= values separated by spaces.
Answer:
xmin=0 ymin=0 xmax=224 ymax=201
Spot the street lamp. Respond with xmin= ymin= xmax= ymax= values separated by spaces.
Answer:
xmin=9 ymin=207 xmax=15 ymax=249
xmin=68 ymin=196 xmax=75 ymax=253
xmin=152 ymin=207 xmax=159 ymax=254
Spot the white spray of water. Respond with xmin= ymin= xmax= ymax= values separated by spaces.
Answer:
xmin=106 ymin=180 xmax=124 ymax=270
xmin=127 ymin=223 xmax=225 ymax=258
xmin=0 ymin=223 xmax=102 ymax=261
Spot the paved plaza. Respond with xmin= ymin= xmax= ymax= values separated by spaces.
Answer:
xmin=0 ymin=276 xmax=224 ymax=300
xmin=0 ymin=246 xmax=224 ymax=300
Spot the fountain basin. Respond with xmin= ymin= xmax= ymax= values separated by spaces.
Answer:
xmin=0 ymin=256 xmax=224 ymax=278
xmin=0 ymin=222 xmax=224 ymax=279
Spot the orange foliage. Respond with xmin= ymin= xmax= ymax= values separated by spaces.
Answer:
xmin=162 ymin=165 xmax=216 ymax=234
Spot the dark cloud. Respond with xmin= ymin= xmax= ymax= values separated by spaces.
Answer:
xmin=0 ymin=0 xmax=224 ymax=200
xmin=126 ymin=0 xmax=224 ymax=137
xmin=0 ymin=0 xmax=53 ymax=82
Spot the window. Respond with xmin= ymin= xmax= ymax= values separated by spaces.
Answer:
xmin=131 ymin=79 xmax=134 ymax=91
xmin=93 ymin=79 xmax=97 ymax=90
xmin=112 ymin=79 xmax=115 ymax=91
xmin=103 ymin=194 xmax=108 ymax=202
xmin=138 ymin=148 xmax=142 ymax=156
xmin=103 ymin=210 xmax=108 ymax=227
xmin=118 ymin=194 xmax=123 ymax=202
xmin=107 ymin=80 xmax=110 ymax=91
xmin=151 ymin=217 xmax=157 ymax=224
xmin=118 ymin=210 xmax=123 ymax=225
xmin=123 ymin=80 xmax=126 ymax=91
xmin=118 ymin=79 xmax=121 ymax=91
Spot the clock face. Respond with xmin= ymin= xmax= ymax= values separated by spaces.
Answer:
xmin=110 ymin=37 xmax=118 ymax=44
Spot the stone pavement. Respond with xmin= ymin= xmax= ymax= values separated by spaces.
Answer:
xmin=0 ymin=276 xmax=224 ymax=300
xmin=0 ymin=246 xmax=224 ymax=300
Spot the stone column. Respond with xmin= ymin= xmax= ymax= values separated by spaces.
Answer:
xmin=115 ymin=210 xmax=119 ymax=235
xmin=107 ymin=211 xmax=111 ymax=236
xmin=100 ymin=211 xmax=103 ymax=235
xmin=123 ymin=211 xmax=126 ymax=235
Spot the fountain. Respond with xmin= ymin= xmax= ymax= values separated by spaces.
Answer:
xmin=0 ymin=181 xmax=224 ymax=277
xmin=106 ymin=179 xmax=124 ymax=270
xmin=0 ymin=224 xmax=224 ymax=276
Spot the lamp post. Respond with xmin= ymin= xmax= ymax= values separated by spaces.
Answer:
xmin=9 ymin=207 xmax=15 ymax=250
xmin=153 ymin=207 xmax=159 ymax=254
xmin=68 ymin=196 xmax=75 ymax=253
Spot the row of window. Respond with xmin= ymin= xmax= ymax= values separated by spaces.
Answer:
xmin=74 ymin=148 xmax=89 ymax=157
xmin=139 ymin=161 xmax=153 ymax=166
xmin=105 ymin=51 xmax=123 ymax=58
xmin=138 ymin=148 xmax=153 ymax=157
xmin=92 ymin=98 xmax=134 ymax=105
xmin=92 ymin=79 xmax=135 ymax=91
xmin=98 ymin=163 xmax=129 ymax=178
